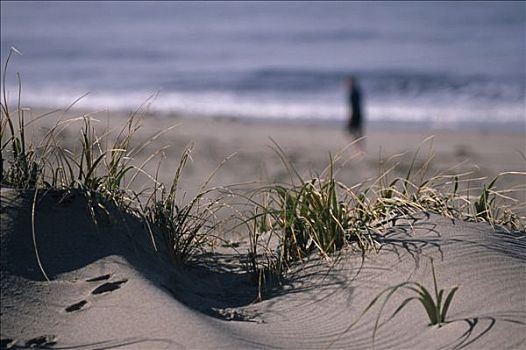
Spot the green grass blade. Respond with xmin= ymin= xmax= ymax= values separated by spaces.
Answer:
xmin=83 ymin=153 xmax=106 ymax=184
xmin=440 ymin=286 xmax=459 ymax=323
xmin=417 ymin=286 xmax=439 ymax=325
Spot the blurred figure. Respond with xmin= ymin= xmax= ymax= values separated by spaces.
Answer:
xmin=346 ymin=76 xmax=365 ymax=153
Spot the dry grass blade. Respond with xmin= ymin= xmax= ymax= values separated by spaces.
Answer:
xmin=1 ymin=48 xmax=39 ymax=188
xmin=144 ymin=144 xmax=228 ymax=265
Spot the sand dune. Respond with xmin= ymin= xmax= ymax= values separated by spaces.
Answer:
xmin=1 ymin=113 xmax=525 ymax=349
xmin=1 ymin=186 xmax=525 ymax=349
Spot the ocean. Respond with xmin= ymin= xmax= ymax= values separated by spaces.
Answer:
xmin=1 ymin=1 xmax=525 ymax=129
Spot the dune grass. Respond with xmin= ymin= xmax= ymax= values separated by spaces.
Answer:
xmin=1 ymin=48 xmax=224 ymax=271
xmin=329 ymin=257 xmax=459 ymax=348
xmin=365 ymin=258 xmax=459 ymax=335
xmin=1 ymin=49 xmax=38 ymax=188
xmin=143 ymin=144 xmax=229 ymax=265
xmin=2 ymin=48 xmax=524 ymax=300
xmin=236 ymin=141 xmax=380 ymax=297
xmin=1 ymin=102 xmax=222 ymax=267
xmin=238 ymin=138 xmax=525 ymax=297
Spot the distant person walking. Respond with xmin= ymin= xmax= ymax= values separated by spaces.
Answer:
xmin=346 ymin=76 xmax=363 ymax=138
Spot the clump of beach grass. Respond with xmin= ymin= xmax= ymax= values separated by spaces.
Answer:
xmin=234 ymin=141 xmax=378 ymax=299
xmin=240 ymin=138 xmax=525 ymax=299
xmin=330 ymin=258 xmax=459 ymax=348
xmin=1 ymin=48 xmax=39 ymax=188
xmin=143 ymin=144 xmax=228 ymax=265
xmin=1 ymin=48 xmax=223 ymax=276
xmin=367 ymin=258 xmax=458 ymax=332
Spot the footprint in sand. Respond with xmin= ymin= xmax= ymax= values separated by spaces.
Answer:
xmin=91 ymin=279 xmax=128 ymax=295
xmin=1 ymin=335 xmax=58 ymax=349
xmin=25 ymin=335 xmax=58 ymax=348
xmin=64 ymin=276 xmax=127 ymax=313
xmin=65 ymin=300 xmax=88 ymax=313
xmin=0 ymin=338 xmax=17 ymax=349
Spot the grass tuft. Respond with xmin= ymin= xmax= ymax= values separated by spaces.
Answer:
xmin=1 ymin=48 xmax=39 ymax=188
xmin=334 ymin=258 xmax=459 ymax=347
xmin=1 ymin=52 xmax=223 ymax=274
xmin=144 ymin=144 xmax=225 ymax=265
xmin=238 ymin=139 xmax=524 ymax=299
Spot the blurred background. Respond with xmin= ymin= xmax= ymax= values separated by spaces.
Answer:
xmin=1 ymin=1 xmax=525 ymax=130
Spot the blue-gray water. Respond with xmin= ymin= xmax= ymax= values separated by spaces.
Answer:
xmin=1 ymin=1 xmax=525 ymax=129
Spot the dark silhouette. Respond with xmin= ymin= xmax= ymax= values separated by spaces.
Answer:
xmin=346 ymin=76 xmax=364 ymax=139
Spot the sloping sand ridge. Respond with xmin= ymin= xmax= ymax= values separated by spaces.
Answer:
xmin=1 ymin=186 xmax=524 ymax=349
xmin=1 ymin=110 xmax=525 ymax=349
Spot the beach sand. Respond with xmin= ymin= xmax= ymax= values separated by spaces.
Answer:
xmin=19 ymin=109 xmax=526 ymax=203
xmin=1 ymin=109 xmax=525 ymax=349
